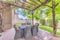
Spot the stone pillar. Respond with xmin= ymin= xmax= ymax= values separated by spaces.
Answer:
xmin=2 ymin=4 xmax=12 ymax=31
xmin=12 ymin=9 xmax=15 ymax=25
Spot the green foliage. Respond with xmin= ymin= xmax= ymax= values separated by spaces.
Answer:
xmin=48 ymin=19 xmax=53 ymax=27
xmin=16 ymin=22 xmax=21 ymax=27
xmin=22 ymin=10 xmax=30 ymax=16
xmin=40 ymin=0 xmax=46 ymax=2
xmin=28 ymin=15 xmax=32 ymax=19
xmin=40 ymin=18 xmax=45 ymax=25
xmin=34 ymin=10 xmax=40 ymax=20
xmin=48 ymin=18 xmax=58 ymax=27
xmin=56 ymin=14 xmax=60 ymax=20
xmin=39 ymin=25 xmax=60 ymax=36
xmin=47 ymin=0 xmax=52 ymax=7
xmin=46 ymin=0 xmax=60 ymax=18
xmin=5 ymin=0 xmax=15 ymax=3
xmin=55 ymin=4 xmax=60 ymax=14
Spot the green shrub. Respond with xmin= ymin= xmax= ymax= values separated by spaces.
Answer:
xmin=48 ymin=19 xmax=58 ymax=27
xmin=48 ymin=19 xmax=53 ymax=27
xmin=40 ymin=18 xmax=45 ymax=25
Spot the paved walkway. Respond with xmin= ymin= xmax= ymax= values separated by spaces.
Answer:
xmin=15 ymin=29 xmax=60 ymax=40
xmin=0 ymin=28 xmax=15 ymax=40
xmin=0 ymin=28 xmax=60 ymax=40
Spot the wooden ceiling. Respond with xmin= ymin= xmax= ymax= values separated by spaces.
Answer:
xmin=0 ymin=0 xmax=51 ymax=11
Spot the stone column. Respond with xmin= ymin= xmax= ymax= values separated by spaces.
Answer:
xmin=2 ymin=4 xmax=12 ymax=31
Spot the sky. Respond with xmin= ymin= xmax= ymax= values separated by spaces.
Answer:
xmin=15 ymin=8 xmax=27 ymax=19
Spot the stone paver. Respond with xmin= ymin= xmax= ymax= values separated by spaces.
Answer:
xmin=15 ymin=38 xmax=25 ymax=40
xmin=0 ymin=28 xmax=15 ymax=40
xmin=52 ymin=36 xmax=60 ymax=40
xmin=17 ymin=29 xmax=52 ymax=40
xmin=15 ymin=29 xmax=60 ymax=40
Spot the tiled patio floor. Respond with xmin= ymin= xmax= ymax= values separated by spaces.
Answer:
xmin=15 ymin=29 xmax=60 ymax=40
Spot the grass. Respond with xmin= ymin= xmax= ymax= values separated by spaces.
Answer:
xmin=16 ymin=23 xmax=21 ymax=27
xmin=39 ymin=25 xmax=60 ymax=36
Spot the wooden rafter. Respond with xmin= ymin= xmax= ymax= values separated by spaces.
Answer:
xmin=0 ymin=0 xmax=51 ymax=11
xmin=32 ymin=0 xmax=51 ymax=11
xmin=0 ymin=1 xmax=30 ymax=10
xmin=0 ymin=1 xmax=10 ymax=10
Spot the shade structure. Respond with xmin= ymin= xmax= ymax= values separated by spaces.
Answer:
xmin=0 ymin=0 xmax=58 ymax=35
xmin=0 ymin=0 xmax=51 ymax=11
xmin=0 ymin=0 xmax=51 ymax=25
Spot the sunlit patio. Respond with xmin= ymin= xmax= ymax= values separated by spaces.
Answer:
xmin=0 ymin=0 xmax=60 ymax=40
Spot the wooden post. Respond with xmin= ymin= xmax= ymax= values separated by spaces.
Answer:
xmin=52 ymin=0 xmax=56 ymax=35
xmin=31 ymin=11 xmax=34 ymax=25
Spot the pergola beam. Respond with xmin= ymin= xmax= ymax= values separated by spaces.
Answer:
xmin=0 ymin=1 xmax=40 ymax=11
xmin=30 ymin=0 xmax=40 ymax=5
xmin=32 ymin=0 xmax=51 ymax=11
xmin=0 ymin=1 xmax=31 ymax=10
xmin=0 ymin=0 xmax=51 ymax=11
xmin=15 ymin=0 xmax=41 ymax=10
xmin=15 ymin=0 xmax=40 ymax=7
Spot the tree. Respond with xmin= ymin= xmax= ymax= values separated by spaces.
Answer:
xmin=44 ymin=0 xmax=60 ymax=35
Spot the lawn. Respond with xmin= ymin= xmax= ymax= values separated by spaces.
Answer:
xmin=39 ymin=25 xmax=60 ymax=36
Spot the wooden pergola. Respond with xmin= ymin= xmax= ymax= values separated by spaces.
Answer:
xmin=0 ymin=0 xmax=51 ymax=10
xmin=0 ymin=0 xmax=59 ymax=35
